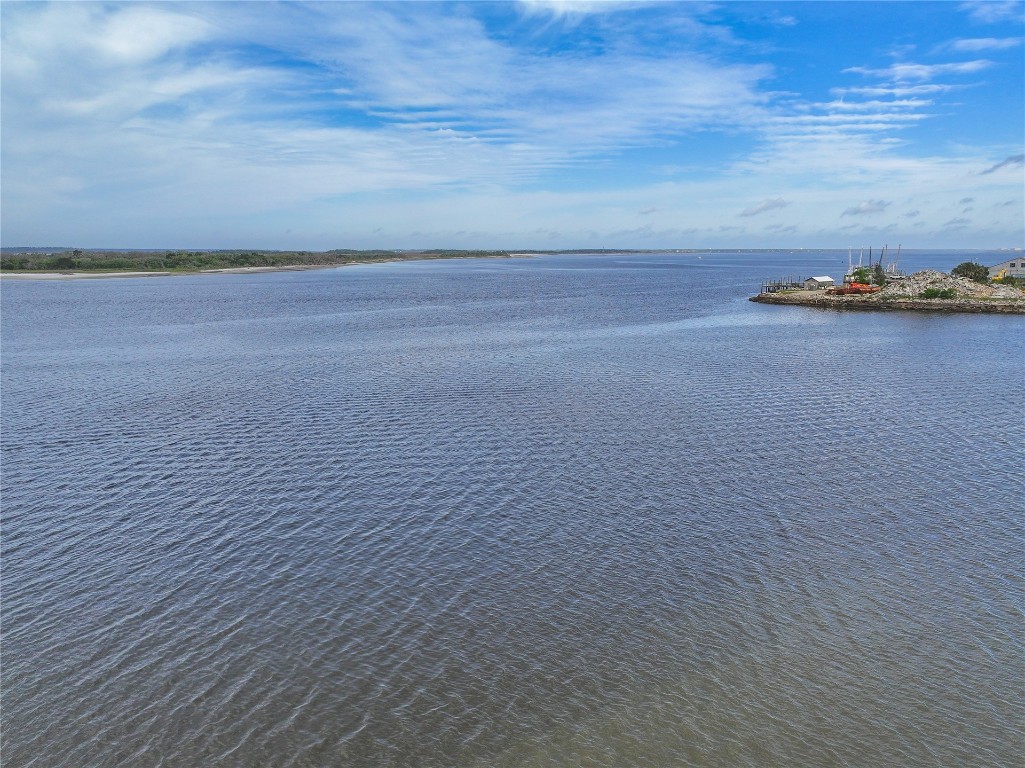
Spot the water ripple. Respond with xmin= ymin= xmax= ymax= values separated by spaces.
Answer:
xmin=3 ymin=253 xmax=1023 ymax=767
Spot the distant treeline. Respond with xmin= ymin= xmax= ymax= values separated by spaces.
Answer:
xmin=0 ymin=249 xmax=510 ymax=272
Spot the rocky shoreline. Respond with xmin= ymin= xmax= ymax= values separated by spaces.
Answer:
xmin=750 ymin=291 xmax=1025 ymax=314
xmin=751 ymin=270 xmax=1025 ymax=314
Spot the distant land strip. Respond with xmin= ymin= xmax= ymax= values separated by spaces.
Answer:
xmin=0 ymin=248 xmax=744 ymax=277
xmin=0 ymin=248 xmax=523 ymax=274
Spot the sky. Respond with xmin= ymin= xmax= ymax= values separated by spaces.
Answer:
xmin=1 ymin=1 xmax=1023 ymax=250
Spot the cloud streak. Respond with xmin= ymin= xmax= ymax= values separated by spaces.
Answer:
xmin=844 ymin=60 xmax=993 ymax=81
xmin=740 ymin=198 xmax=789 ymax=217
xmin=980 ymin=154 xmax=1025 ymax=175
xmin=947 ymin=36 xmax=1023 ymax=51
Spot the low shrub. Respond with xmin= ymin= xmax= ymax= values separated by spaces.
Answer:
xmin=920 ymin=287 xmax=957 ymax=299
xmin=994 ymin=276 xmax=1025 ymax=288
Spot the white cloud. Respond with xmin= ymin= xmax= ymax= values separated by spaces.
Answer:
xmin=517 ymin=0 xmax=655 ymax=16
xmin=947 ymin=36 xmax=1024 ymax=51
xmin=842 ymin=200 xmax=892 ymax=216
xmin=959 ymin=1 xmax=1025 ymax=24
xmin=96 ymin=6 xmax=213 ymax=62
xmin=844 ymin=60 xmax=993 ymax=81
xmin=833 ymin=84 xmax=959 ymax=97
xmin=812 ymin=98 xmax=934 ymax=112
xmin=1 ymin=3 xmax=212 ymax=74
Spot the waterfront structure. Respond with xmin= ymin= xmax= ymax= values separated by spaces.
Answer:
xmin=988 ymin=258 xmax=1025 ymax=279
xmin=803 ymin=276 xmax=835 ymax=290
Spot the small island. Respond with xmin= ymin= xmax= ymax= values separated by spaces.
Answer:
xmin=752 ymin=263 xmax=1025 ymax=315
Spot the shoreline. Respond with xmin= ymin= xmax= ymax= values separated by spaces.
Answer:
xmin=0 ymin=254 xmax=534 ymax=281
xmin=750 ymin=290 xmax=1025 ymax=314
xmin=0 ymin=264 xmax=342 ymax=280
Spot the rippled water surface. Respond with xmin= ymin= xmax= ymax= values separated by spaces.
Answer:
xmin=3 ymin=251 xmax=1023 ymax=767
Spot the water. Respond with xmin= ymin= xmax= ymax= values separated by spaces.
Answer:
xmin=2 ymin=251 xmax=1023 ymax=767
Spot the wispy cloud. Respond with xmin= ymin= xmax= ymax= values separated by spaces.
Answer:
xmin=739 ymin=198 xmax=789 ymax=217
xmin=947 ymin=36 xmax=1023 ymax=51
xmin=236 ymin=4 xmax=773 ymax=167
xmin=833 ymin=84 xmax=959 ymax=97
xmin=517 ymin=0 xmax=655 ymax=17
xmin=1 ymin=1 xmax=777 ymax=202
xmin=842 ymin=200 xmax=891 ymax=216
xmin=811 ymin=98 xmax=933 ymax=112
xmin=844 ymin=60 xmax=993 ymax=81
xmin=980 ymin=154 xmax=1025 ymax=175
xmin=1 ymin=1 xmax=1021 ymax=249
xmin=959 ymin=1 xmax=1025 ymax=24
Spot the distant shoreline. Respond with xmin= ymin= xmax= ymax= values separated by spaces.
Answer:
xmin=1 ymin=264 xmax=353 ymax=280
xmin=0 ymin=251 xmax=535 ymax=280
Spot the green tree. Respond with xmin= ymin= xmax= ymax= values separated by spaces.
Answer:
xmin=951 ymin=261 xmax=989 ymax=283
xmin=851 ymin=266 xmax=876 ymax=284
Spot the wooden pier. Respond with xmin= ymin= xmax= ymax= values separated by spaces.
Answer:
xmin=758 ymin=276 xmax=803 ymax=294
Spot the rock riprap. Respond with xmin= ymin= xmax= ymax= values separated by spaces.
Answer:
xmin=876 ymin=270 xmax=1025 ymax=300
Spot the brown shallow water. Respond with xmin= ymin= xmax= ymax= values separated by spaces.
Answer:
xmin=2 ymin=251 xmax=1023 ymax=766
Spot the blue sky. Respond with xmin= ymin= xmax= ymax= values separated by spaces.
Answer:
xmin=2 ymin=0 xmax=1022 ymax=250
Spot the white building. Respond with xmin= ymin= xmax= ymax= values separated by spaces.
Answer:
xmin=803 ymin=275 xmax=835 ymax=290
xmin=988 ymin=258 xmax=1025 ymax=279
